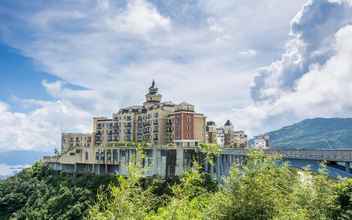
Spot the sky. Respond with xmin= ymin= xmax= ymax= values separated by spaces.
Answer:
xmin=0 ymin=0 xmax=352 ymax=152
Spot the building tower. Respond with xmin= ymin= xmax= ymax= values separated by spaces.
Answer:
xmin=206 ymin=121 xmax=217 ymax=144
xmin=224 ymin=120 xmax=234 ymax=147
xmin=144 ymin=80 xmax=162 ymax=108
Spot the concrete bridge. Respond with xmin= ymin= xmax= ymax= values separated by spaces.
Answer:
xmin=44 ymin=147 xmax=352 ymax=178
xmin=216 ymin=148 xmax=352 ymax=178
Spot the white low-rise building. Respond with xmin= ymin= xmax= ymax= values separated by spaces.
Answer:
xmin=254 ymin=135 xmax=271 ymax=149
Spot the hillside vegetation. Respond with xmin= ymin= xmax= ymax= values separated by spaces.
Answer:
xmin=0 ymin=162 xmax=117 ymax=219
xmin=268 ymin=118 xmax=352 ymax=149
xmin=1 ymin=151 xmax=352 ymax=219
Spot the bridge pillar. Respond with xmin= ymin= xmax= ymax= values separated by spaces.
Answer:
xmin=345 ymin=162 xmax=351 ymax=173
xmin=175 ymin=148 xmax=184 ymax=176
xmin=215 ymin=155 xmax=221 ymax=181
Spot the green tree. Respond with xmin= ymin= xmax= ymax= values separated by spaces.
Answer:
xmin=146 ymin=163 xmax=214 ymax=220
xmin=209 ymin=150 xmax=337 ymax=220
xmin=88 ymin=164 xmax=159 ymax=220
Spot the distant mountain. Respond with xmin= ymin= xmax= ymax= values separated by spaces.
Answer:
xmin=267 ymin=118 xmax=352 ymax=149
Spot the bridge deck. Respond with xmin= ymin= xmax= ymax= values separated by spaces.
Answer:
xmin=221 ymin=148 xmax=352 ymax=162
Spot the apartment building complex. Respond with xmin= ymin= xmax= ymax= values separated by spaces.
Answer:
xmin=55 ymin=81 xmax=247 ymax=166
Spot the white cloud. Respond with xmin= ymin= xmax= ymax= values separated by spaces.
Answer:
xmin=0 ymin=99 xmax=91 ymax=151
xmin=41 ymin=80 xmax=118 ymax=115
xmin=0 ymin=164 xmax=15 ymax=177
xmin=0 ymin=164 xmax=30 ymax=178
xmin=0 ymin=0 xmax=328 ymax=151
xmin=235 ymin=0 xmax=352 ymax=135
xmin=251 ymin=0 xmax=352 ymax=102
xmin=107 ymin=0 xmax=171 ymax=35
xmin=239 ymin=49 xmax=257 ymax=57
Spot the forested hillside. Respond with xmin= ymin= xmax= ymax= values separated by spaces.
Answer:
xmin=268 ymin=118 xmax=352 ymax=149
xmin=0 ymin=162 xmax=117 ymax=219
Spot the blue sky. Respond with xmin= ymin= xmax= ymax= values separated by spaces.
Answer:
xmin=0 ymin=42 xmax=57 ymax=106
xmin=0 ymin=0 xmax=352 ymax=152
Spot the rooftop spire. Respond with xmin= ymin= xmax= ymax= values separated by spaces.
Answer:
xmin=225 ymin=120 xmax=232 ymax=126
xmin=148 ymin=80 xmax=158 ymax=95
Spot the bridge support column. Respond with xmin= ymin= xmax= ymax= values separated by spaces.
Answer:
xmin=345 ymin=162 xmax=351 ymax=173
xmin=215 ymin=155 xmax=221 ymax=181
xmin=175 ymin=148 xmax=184 ymax=176
xmin=73 ymin=163 xmax=77 ymax=177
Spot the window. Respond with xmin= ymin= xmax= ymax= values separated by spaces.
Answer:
xmin=85 ymin=152 xmax=89 ymax=160
xmin=113 ymin=149 xmax=118 ymax=161
xmin=107 ymin=150 xmax=112 ymax=161
xmin=100 ymin=151 xmax=105 ymax=161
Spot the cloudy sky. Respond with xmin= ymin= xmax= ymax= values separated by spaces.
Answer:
xmin=0 ymin=0 xmax=352 ymax=152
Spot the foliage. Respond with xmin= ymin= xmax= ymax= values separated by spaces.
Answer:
xmin=146 ymin=163 xmax=215 ymax=220
xmin=333 ymin=178 xmax=352 ymax=219
xmin=88 ymin=164 xmax=159 ymax=220
xmin=0 ymin=162 xmax=116 ymax=219
xmin=210 ymin=150 xmax=338 ymax=220
xmin=199 ymin=143 xmax=221 ymax=165
xmin=106 ymin=141 xmax=151 ymax=148
xmin=88 ymin=150 xmax=352 ymax=220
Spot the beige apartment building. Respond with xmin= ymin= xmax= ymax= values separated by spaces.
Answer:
xmin=57 ymin=81 xmax=208 ymax=164
xmin=54 ymin=81 xmax=247 ymax=168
